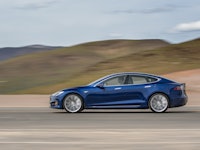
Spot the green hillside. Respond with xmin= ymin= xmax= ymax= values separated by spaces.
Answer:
xmin=38 ymin=38 xmax=200 ymax=94
xmin=0 ymin=39 xmax=169 ymax=94
xmin=1 ymin=38 xmax=200 ymax=94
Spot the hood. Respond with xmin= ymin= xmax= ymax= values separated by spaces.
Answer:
xmin=62 ymin=85 xmax=88 ymax=91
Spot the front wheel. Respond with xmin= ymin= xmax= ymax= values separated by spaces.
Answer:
xmin=63 ymin=94 xmax=84 ymax=113
xmin=149 ymin=93 xmax=169 ymax=113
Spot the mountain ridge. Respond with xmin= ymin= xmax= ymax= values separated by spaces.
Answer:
xmin=0 ymin=45 xmax=64 ymax=61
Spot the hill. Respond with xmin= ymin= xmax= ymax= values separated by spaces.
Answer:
xmin=4 ymin=38 xmax=200 ymax=94
xmin=0 ymin=45 xmax=63 ymax=61
xmin=41 ymin=38 xmax=200 ymax=93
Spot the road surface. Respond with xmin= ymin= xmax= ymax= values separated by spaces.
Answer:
xmin=0 ymin=106 xmax=200 ymax=150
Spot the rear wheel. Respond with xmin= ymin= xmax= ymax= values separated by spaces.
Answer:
xmin=63 ymin=94 xmax=83 ymax=113
xmin=149 ymin=93 xmax=169 ymax=113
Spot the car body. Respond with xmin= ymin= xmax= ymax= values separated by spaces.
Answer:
xmin=50 ymin=72 xmax=187 ymax=113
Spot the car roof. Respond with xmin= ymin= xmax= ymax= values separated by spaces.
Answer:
xmin=107 ymin=72 xmax=159 ymax=77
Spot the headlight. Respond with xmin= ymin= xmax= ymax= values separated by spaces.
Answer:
xmin=52 ymin=91 xmax=64 ymax=96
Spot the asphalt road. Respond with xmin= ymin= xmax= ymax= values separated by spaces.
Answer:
xmin=0 ymin=106 xmax=200 ymax=150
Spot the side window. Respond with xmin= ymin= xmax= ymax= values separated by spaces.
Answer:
xmin=131 ymin=76 xmax=147 ymax=84
xmin=129 ymin=75 xmax=158 ymax=85
xmin=104 ymin=75 xmax=126 ymax=86
xmin=146 ymin=77 xmax=157 ymax=82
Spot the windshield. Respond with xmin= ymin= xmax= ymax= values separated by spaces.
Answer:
xmin=88 ymin=74 xmax=111 ymax=86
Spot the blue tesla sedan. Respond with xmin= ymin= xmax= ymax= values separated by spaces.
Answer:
xmin=50 ymin=72 xmax=187 ymax=113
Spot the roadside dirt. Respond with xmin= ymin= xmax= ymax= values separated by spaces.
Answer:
xmin=0 ymin=95 xmax=49 ymax=107
xmin=0 ymin=69 xmax=199 ymax=107
xmin=164 ymin=69 xmax=200 ymax=106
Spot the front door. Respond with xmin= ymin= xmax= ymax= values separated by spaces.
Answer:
xmin=85 ymin=75 xmax=127 ymax=107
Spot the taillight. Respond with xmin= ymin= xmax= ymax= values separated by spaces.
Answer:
xmin=174 ymin=86 xmax=182 ymax=91
xmin=173 ymin=84 xmax=185 ymax=91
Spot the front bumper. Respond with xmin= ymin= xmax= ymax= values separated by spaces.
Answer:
xmin=50 ymin=95 xmax=63 ymax=109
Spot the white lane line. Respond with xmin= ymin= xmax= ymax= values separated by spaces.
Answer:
xmin=0 ymin=129 xmax=200 ymax=135
xmin=0 ymin=128 xmax=200 ymax=131
xmin=0 ymin=142 xmax=199 ymax=144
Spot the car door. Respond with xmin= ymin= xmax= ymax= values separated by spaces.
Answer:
xmin=85 ymin=75 xmax=128 ymax=107
xmin=122 ymin=75 xmax=153 ymax=106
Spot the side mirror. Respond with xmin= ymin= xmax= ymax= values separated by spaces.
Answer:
xmin=96 ymin=83 xmax=104 ymax=89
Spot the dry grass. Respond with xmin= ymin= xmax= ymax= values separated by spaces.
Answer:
xmin=1 ymin=39 xmax=199 ymax=94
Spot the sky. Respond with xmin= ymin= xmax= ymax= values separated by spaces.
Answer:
xmin=0 ymin=0 xmax=200 ymax=47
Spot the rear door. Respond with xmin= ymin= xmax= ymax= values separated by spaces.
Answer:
xmin=122 ymin=75 xmax=156 ymax=106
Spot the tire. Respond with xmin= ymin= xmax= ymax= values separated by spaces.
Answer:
xmin=149 ymin=93 xmax=169 ymax=113
xmin=63 ymin=94 xmax=84 ymax=113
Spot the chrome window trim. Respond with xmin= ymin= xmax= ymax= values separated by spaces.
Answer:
xmin=93 ymin=73 xmax=161 ymax=87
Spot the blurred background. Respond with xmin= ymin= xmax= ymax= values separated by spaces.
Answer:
xmin=0 ymin=0 xmax=199 ymax=94
xmin=0 ymin=1 xmax=200 ymax=150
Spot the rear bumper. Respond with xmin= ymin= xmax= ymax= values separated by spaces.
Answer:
xmin=170 ymin=95 xmax=188 ymax=108
xmin=169 ymin=83 xmax=188 ymax=108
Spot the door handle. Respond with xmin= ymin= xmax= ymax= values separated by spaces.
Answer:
xmin=144 ymin=85 xmax=151 ymax=88
xmin=114 ymin=87 xmax=122 ymax=90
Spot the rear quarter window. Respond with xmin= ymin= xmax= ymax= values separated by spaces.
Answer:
xmin=129 ymin=75 xmax=158 ymax=85
xmin=146 ymin=77 xmax=158 ymax=82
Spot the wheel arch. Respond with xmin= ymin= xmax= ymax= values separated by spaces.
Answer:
xmin=62 ymin=92 xmax=85 ymax=109
xmin=147 ymin=92 xmax=170 ymax=108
